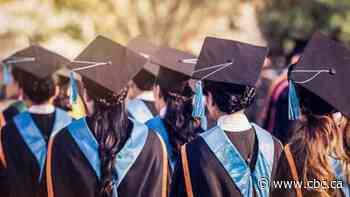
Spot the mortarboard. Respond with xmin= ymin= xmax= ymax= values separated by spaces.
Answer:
xmin=2 ymin=45 xmax=69 ymax=80
xmin=288 ymin=32 xmax=350 ymax=119
xmin=127 ymin=37 xmax=158 ymax=59
xmin=69 ymin=35 xmax=147 ymax=99
xmin=191 ymin=37 xmax=268 ymax=87
xmin=127 ymin=37 xmax=160 ymax=89
xmin=152 ymin=46 xmax=196 ymax=91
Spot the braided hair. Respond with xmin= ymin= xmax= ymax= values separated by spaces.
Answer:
xmin=83 ymin=78 xmax=130 ymax=197
xmin=156 ymin=79 xmax=201 ymax=159
xmin=203 ymin=81 xmax=256 ymax=114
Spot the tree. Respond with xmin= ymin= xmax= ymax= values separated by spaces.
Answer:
xmin=256 ymin=0 xmax=350 ymax=53
xmin=0 ymin=0 xmax=242 ymax=52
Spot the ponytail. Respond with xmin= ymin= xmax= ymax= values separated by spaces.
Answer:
xmin=84 ymin=78 xmax=129 ymax=197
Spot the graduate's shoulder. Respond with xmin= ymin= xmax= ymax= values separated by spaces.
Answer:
xmin=145 ymin=116 xmax=161 ymax=129
xmin=183 ymin=129 xmax=212 ymax=159
xmin=50 ymin=126 xmax=74 ymax=152
xmin=1 ymin=119 xmax=20 ymax=140
xmin=145 ymin=127 xmax=164 ymax=152
xmin=252 ymin=122 xmax=283 ymax=153
xmin=271 ymin=134 xmax=284 ymax=157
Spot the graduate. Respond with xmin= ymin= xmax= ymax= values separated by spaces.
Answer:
xmin=145 ymin=47 xmax=203 ymax=170
xmin=46 ymin=35 xmax=169 ymax=197
xmin=0 ymin=45 xmax=73 ymax=197
xmin=0 ymin=58 xmax=28 ymax=127
xmin=126 ymin=37 xmax=159 ymax=123
xmin=54 ymin=67 xmax=86 ymax=119
xmin=271 ymin=32 xmax=350 ymax=197
xmin=170 ymin=37 xmax=283 ymax=197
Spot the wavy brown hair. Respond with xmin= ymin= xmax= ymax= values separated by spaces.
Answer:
xmin=342 ymin=119 xmax=350 ymax=183
xmin=289 ymin=85 xmax=349 ymax=196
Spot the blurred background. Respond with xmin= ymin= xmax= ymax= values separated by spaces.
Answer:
xmin=1 ymin=0 xmax=349 ymax=58
xmin=1 ymin=0 xmax=350 ymax=143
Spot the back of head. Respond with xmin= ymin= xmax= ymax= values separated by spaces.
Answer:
xmin=291 ymin=84 xmax=349 ymax=195
xmin=203 ymin=80 xmax=256 ymax=114
xmin=156 ymin=78 xmax=200 ymax=156
xmin=21 ymin=72 xmax=57 ymax=104
xmin=297 ymin=85 xmax=335 ymax=117
xmin=132 ymin=69 xmax=156 ymax=91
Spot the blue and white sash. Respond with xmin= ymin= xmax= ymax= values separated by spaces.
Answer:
xmin=127 ymin=99 xmax=154 ymax=123
xmin=146 ymin=116 xmax=175 ymax=170
xmin=13 ymin=108 xmax=72 ymax=181
xmin=200 ymin=123 xmax=274 ymax=197
xmin=67 ymin=118 xmax=149 ymax=196
xmin=329 ymin=156 xmax=350 ymax=196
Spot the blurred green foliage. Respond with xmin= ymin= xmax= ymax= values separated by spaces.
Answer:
xmin=51 ymin=0 xmax=241 ymax=46
xmin=0 ymin=0 xmax=241 ymax=48
xmin=257 ymin=0 xmax=350 ymax=53
xmin=3 ymin=0 xmax=350 ymax=53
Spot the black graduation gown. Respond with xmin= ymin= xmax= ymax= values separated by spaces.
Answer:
xmin=48 ymin=118 xmax=168 ymax=197
xmin=0 ymin=112 xmax=55 ymax=197
xmin=270 ymin=144 xmax=345 ymax=197
xmin=0 ymin=101 xmax=26 ymax=126
xmin=3 ymin=105 xmax=21 ymax=123
xmin=170 ymin=128 xmax=283 ymax=197
xmin=264 ymin=87 xmax=300 ymax=145
xmin=143 ymin=99 xmax=158 ymax=116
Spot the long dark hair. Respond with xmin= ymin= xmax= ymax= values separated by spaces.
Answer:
xmin=83 ymin=78 xmax=130 ymax=197
xmin=157 ymin=79 xmax=200 ymax=157
xmin=203 ymin=81 xmax=256 ymax=114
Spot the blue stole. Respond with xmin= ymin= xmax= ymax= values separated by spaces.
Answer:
xmin=127 ymin=99 xmax=154 ymax=123
xmin=13 ymin=108 xmax=72 ymax=181
xmin=329 ymin=156 xmax=350 ymax=196
xmin=200 ymin=123 xmax=274 ymax=197
xmin=67 ymin=118 xmax=149 ymax=197
xmin=146 ymin=116 xmax=175 ymax=170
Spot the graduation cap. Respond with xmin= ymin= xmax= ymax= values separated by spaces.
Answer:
xmin=2 ymin=45 xmax=69 ymax=83
xmin=288 ymin=32 xmax=350 ymax=119
xmin=68 ymin=35 xmax=147 ymax=103
xmin=127 ymin=37 xmax=160 ymax=89
xmin=191 ymin=37 xmax=268 ymax=87
xmin=152 ymin=46 xmax=196 ymax=91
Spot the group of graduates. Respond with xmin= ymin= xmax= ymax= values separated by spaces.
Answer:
xmin=0 ymin=31 xmax=349 ymax=197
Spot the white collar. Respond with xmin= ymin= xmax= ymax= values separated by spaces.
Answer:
xmin=160 ymin=106 xmax=167 ymax=118
xmin=136 ymin=91 xmax=154 ymax=102
xmin=217 ymin=111 xmax=252 ymax=132
xmin=28 ymin=104 xmax=55 ymax=114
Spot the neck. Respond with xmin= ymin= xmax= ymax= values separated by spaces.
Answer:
xmin=28 ymin=102 xmax=55 ymax=114
xmin=136 ymin=91 xmax=154 ymax=101
xmin=217 ymin=111 xmax=251 ymax=132
xmin=133 ymin=88 xmax=143 ymax=99
xmin=157 ymin=98 xmax=166 ymax=114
